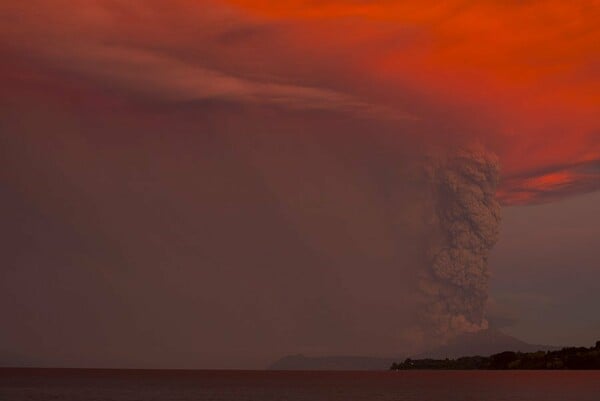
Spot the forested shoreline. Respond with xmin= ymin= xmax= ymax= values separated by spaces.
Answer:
xmin=391 ymin=341 xmax=600 ymax=370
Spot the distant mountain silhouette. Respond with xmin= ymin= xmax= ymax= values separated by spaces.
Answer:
xmin=268 ymin=355 xmax=400 ymax=371
xmin=0 ymin=349 xmax=34 ymax=368
xmin=414 ymin=329 xmax=561 ymax=359
xmin=268 ymin=329 xmax=560 ymax=370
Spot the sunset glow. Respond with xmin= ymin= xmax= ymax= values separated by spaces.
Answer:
xmin=2 ymin=1 xmax=598 ymax=205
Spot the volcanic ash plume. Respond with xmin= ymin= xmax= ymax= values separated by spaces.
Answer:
xmin=421 ymin=147 xmax=501 ymax=340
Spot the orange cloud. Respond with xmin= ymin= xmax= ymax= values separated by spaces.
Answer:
xmin=228 ymin=0 xmax=600 ymax=204
xmin=498 ymin=160 xmax=600 ymax=205
xmin=1 ymin=0 xmax=599 ymax=204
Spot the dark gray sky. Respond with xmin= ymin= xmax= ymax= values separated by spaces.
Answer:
xmin=490 ymin=191 xmax=600 ymax=347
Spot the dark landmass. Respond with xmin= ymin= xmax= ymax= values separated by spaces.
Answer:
xmin=268 ymin=329 xmax=560 ymax=370
xmin=391 ymin=340 xmax=600 ymax=370
xmin=268 ymin=355 xmax=400 ymax=371
xmin=414 ymin=328 xmax=561 ymax=359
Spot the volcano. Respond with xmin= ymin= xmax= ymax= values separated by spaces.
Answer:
xmin=413 ymin=328 xmax=560 ymax=359
xmin=268 ymin=329 xmax=560 ymax=370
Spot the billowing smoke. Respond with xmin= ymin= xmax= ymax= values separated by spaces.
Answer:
xmin=420 ymin=147 xmax=502 ymax=341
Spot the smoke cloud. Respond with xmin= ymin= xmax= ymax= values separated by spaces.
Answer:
xmin=420 ymin=147 xmax=502 ymax=341
xmin=2 ymin=0 xmax=598 ymax=367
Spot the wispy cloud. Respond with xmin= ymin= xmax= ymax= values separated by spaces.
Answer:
xmin=498 ymin=159 xmax=600 ymax=205
xmin=41 ymin=44 xmax=412 ymax=119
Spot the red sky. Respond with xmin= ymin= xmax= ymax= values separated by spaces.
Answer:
xmin=3 ymin=0 xmax=598 ymax=204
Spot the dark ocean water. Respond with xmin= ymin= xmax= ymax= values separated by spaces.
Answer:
xmin=1 ymin=368 xmax=600 ymax=401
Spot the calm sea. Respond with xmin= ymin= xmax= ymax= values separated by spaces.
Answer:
xmin=1 ymin=368 xmax=600 ymax=401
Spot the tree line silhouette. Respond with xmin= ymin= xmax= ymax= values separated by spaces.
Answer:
xmin=391 ymin=341 xmax=600 ymax=370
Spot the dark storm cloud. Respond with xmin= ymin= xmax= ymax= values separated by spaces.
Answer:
xmin=0 ymin=87 xmax=429 ymax=368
